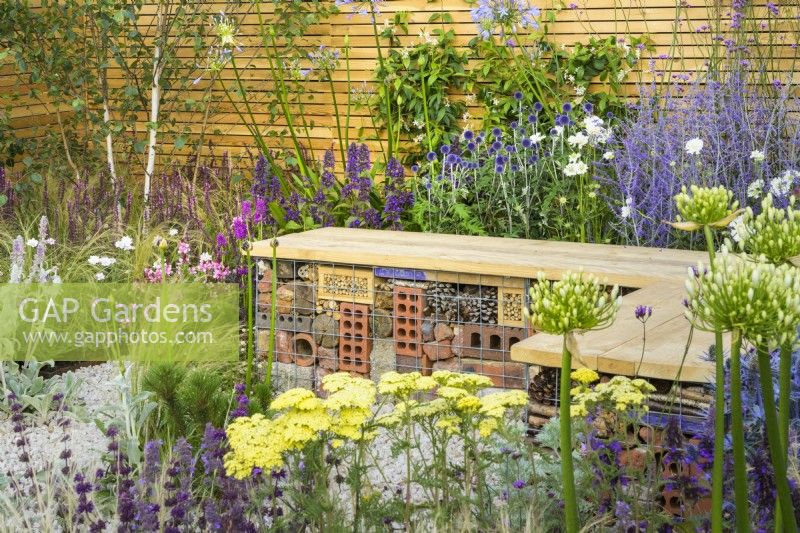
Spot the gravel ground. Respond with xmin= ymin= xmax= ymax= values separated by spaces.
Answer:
xmin=0 ymin=362 xmax=121 ymax=485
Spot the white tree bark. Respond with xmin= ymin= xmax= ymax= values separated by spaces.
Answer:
xmin=143 ymin=8 xmax=164 ymax=204
xmin=103 ymin=99 xmax=117 ymax=186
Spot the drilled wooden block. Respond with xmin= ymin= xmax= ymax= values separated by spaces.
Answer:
xmin=317 ymin=265 xmax=374 ymax=304
xmin=393 ymin=286 xmax=425 ymax=357
xmin=499 ymin=287 xmax=526 ymax=327
xmin=339 ymin=302 xmax=372 ymax=374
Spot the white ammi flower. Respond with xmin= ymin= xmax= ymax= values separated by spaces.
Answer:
xmin=88 ymin=255 xmax=101 ymax=266
xmin=26 ymin=238 xmax=39 ymax=248
xmin=685 ymin=138 xmax=704 ymax=155
xmin=98 ymin=256 xmax=117 ymax=267
xmin=749 ymin=150 xmax=765 ymax=162
xmin=563 ymin=154 xmax=588 ymax=177
xmin=115 ymin=236 xmax=134 ymax=251
xmin=200 ymin=252 xmax=212 ymax=262
xmin=169 ymin=228 xmax=179 ymax=237
xmin=95 ymin=272 xmax=106 ymax=281
xmin=567 ymin=132 xmax=589 ymax=149
xmin=603 ymin=151 xmax=615 ymax=160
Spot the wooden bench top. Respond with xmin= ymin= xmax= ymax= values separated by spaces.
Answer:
xmin=510 ymin=282 xmax=716 ymax=383
xmin=252 ymin=228 xmax=706 ymax=288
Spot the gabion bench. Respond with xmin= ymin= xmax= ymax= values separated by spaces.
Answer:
xmin=251 ymin=228 xmax=713 ymax=428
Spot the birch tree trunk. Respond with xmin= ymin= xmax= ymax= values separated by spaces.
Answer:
xmin=143 ymin=7 xmax=164 ymax=205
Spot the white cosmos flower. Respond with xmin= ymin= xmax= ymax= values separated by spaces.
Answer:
xmin=749 ymin=150 xmax=765 ymax=162
xmin=603 ymin=151 xmax=615 ymax=160
xmin=567 ymin=132 xmax=589 ymax=149
xmin=685 ymin=137 xmax=704 ymax=155
xmin=95 ymin=272 xmax=106 ymax=281
xmin=88 ymin=255 xmax=101 ymax=266
xmin=26 ymin=238 xmax=39 ymax=248
xmin=115 ymin=236 xmax=134 ymax=251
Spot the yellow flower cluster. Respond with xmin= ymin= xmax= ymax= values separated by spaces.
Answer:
xmin=570 ymin=375 xmax=655 ymax=418
xmin=570 ymin=368 xmax=600 ymax=385
xmin=225 ymin=373 xmax=378 ymax=479
xmin=377 ymin=371 xmax=436 ymax=398
xmin=432 ymin=370 xmax=494 ymax=393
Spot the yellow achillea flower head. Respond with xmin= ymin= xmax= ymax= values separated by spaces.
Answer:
xmin=479 ymin=390 xmax=528 ymax=419
xmin=432 ymin=370 xmax=493 ymax=393
xmin=378 ymin=371 xmax=434 ymax=398
xmin=570 ymin=375 xmax=655 ymax=418
xmin=224 ymin=414 xmax=284 ymax=479
xmin=571 ymin=368 xmax=599 ymax=385
xmin=271 ymin=388 xmax=323 ymax=411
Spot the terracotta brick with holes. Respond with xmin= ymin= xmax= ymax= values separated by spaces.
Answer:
xmin=459 ymin=359 xmax=526 ymax=389
xmin=339 ymin=302 xmax=372 ymax=374
xmin=452 ymin=324 xmax=526 ymax=361
xmin=393 ymin=287 xmax=425 ymax=357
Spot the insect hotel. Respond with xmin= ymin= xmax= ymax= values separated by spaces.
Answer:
xmin=252 ymin=228 xmax=715 ymax=434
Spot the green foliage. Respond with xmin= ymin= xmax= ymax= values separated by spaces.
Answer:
xmin=375 ymin=29 xmax=472 ymax=163
xmin=141 ymin=363 xmax=233 ymax=445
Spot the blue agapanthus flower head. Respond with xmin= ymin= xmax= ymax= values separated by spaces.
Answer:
xmin=335 ymin=0 xmax=384 ymax=18
xmin=471 ymin=0 xmax=541 ymax=40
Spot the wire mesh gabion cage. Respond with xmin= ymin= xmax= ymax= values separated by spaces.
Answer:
xmin=255 ymin=259 xmax=532 ymax=396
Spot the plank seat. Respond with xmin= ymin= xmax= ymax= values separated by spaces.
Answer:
xmin=510 ymin=283 xmax=715 ymax=383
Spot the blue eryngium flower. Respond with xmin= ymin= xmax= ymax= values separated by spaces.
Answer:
xmin=528 ymin=113 xmax=537 ymax=123
xmin=492 ymin=127 xmax=502 ymax=138
xmin=562 ymin=102 xmax=572 ymax=113
xmin=463 ymin=129 xmax=474 ymax=140
xmin=514 ymin=91 xmax=523 ymax=101
xmin=555 ymin=114 xmax=570 ymax=126
xmin=533 ymin=101 xmax=544 ymax=112
xmin=426 ymin=151 xmax=437 ymax=162
xmin=441 ymin=144 xmax=451 ymax=154
xmin=583 ymin=102 xmax=594 ymax=113
xmin=411 ymin=164 xmax=419 ymax=173
xmin=522 ymin=138 xmax=532 ymax=148
xmin=466 ymin=142 xmax=477 ymax=151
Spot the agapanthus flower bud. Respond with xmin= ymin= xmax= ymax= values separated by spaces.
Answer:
xmin=525 ymin=271 xmax=621 ymax=334
xmin=672 ymin=185 xmax=742 ymax=230
xmin=738 ymin=194 xmax=800 ymax=265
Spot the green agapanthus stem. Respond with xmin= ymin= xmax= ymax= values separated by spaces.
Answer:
xmin=756 ymin=345 xmax=798 ymax=532
xmin=560 ymin=336 xmax=579 ymax=533
xmin=729 ymin=329 xmax=751 ymax=533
